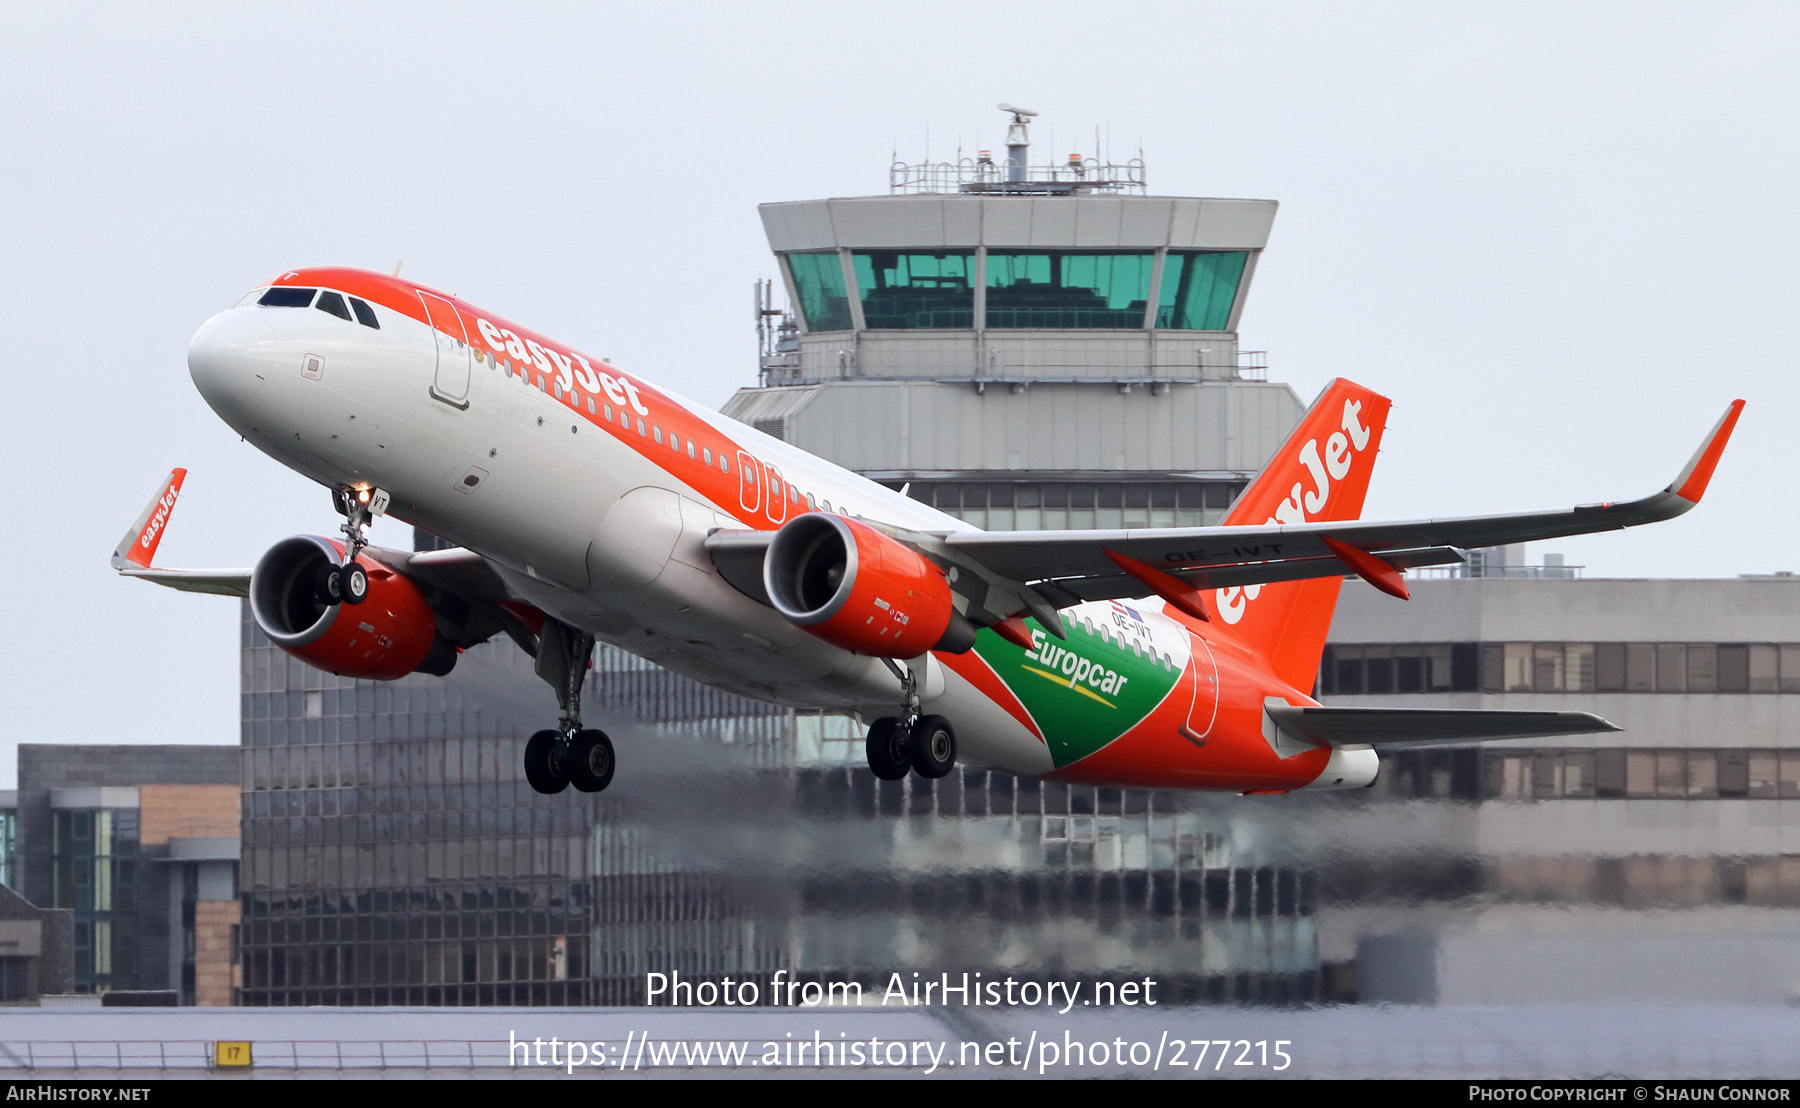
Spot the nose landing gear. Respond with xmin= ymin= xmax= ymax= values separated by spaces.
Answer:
xmin=322 ymin=485 xmax=384 ymax=606
xmin=522 ymin=618 xmax=615 ymax=795
xmin=864 ymin=660 xmax=958 ymax=780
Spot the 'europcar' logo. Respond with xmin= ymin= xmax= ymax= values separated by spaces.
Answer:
xmin=1022 ymin=628 xmax=1131 ymax=705
xmin=1216 ymin=398 xmax=1372 ymax=625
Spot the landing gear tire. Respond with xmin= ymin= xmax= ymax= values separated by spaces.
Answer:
xmin=312 ymin=563 xmax=343 ymax=605
xmin=523 ymin=729 xmax=570 ymax=794
xmin=567 ymin=729 xmax=615 ymax=793
xmin=865 ymin=717 xmax=911 ymax=780
xmin=909 ymin=715 xmax=957 ymax=779
xmin=340 ymin=563 xmax=369 ymax=605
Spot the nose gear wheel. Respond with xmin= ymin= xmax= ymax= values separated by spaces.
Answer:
xmin=329 ymin=486 xmax=378 ymax=605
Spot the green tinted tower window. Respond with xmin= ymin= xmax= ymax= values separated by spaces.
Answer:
xmin=786 ymin=252 xmax=853 ymax=332
xmin=852 ymin=252 xmax=974 ymax=328
xmin=1155 ymin=251 xmax=1248 ymax=330
xmin=985 ymin=253 xmax=1155 ymax=329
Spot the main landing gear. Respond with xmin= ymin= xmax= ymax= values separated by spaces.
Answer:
xmin=522 ymin=618 xmax=614 ymax=795
xmin=865 ymin=660 xmax=958 ymax=781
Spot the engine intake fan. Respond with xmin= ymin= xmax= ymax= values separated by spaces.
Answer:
xmin=249 ymin=535 xmax=456 ymax=680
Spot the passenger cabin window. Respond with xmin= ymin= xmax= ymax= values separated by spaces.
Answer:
xmin=350 ymin=297 xmax=380 ymax=328
xmin=259 ymin=287 xmax=317 ymax=308
xmin=315 ymin=291 xmax=352 ymax=321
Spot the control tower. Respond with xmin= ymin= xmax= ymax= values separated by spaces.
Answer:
xmin=723 ymin=105 xmax=1302 ymax=528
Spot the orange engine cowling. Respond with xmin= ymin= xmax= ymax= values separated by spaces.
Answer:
xmin=249 ymin=536 xmax=454 ymax=680
xmin=763 ymin=513 xmax=972 ymax=657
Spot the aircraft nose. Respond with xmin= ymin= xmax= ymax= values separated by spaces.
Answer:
xmin=188 ymin=308 xmax=279 ymax=412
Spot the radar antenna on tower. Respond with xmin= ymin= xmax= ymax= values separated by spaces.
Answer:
xmin=998 ymin=103 xmax=1037 ymax=183
xmin=889 ymin=105 xmax=1144 ymax=195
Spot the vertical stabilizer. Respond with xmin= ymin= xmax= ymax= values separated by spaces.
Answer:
xmin=1211 ymin=379 xmax=1392 ymax=692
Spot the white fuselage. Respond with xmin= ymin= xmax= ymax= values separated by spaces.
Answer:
xmin=189 ymin=291 xmax=1210 ymax=776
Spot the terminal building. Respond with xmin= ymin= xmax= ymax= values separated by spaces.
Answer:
xmin=1 ymin=746 xmax=238 ymax=1004
xmin=1316 ymin=576 xmax=1800 ymax=1004
xmin=166 ymin=108 xmax=1800 ymax=1008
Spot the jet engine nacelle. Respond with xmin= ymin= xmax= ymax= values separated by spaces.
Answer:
xmin=249 ymin=535 xmax=455 ymax=680
xmin=764 ymin=514 xmax=973 ymax=657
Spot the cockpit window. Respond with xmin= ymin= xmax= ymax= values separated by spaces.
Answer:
xmin=259 ymin=287 xmax=317 ymax=308
xmin=315 ymin=291 xmax=352 ymax=321
xmin=349 ymin=297 xmax=380 ymax=329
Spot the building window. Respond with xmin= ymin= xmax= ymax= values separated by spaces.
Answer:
xmin=1380 ymin=747 xmax=1800 ymax=802
xmin=986 ymin=252 xmax=1155 ymax=329
xmin=51 ymin=808 xmax=139 ymax=993
xmin=0 ymin=958 xmax=28 ymax=1001
xmin=1155 ymin=251 xmax=1249 ymax=330
xmin=901 ymin=480 xmax=1242 ymax=531
xmin=1340 ymin=641 xmax=1800 ymax=696
xmin=1321 ymin=644 xmax=1479 ymax=695
xmin=0 ymin=809 xmax=15 ymax=890
xmin=785 ymin=252 xmax=853 ymax=332
xmin=852 ymin=252 xmax=974 ymax=329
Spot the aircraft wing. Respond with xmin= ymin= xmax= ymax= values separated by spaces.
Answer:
xmin=111 ymin=469 xmax=539 ymax=652
xmin=362 ymin=546 xmax=516 ymax=603
xmin=115 ymin=566 xmax=251 ymax=597
xmin=939 ymin=399 xmax=1743 ymax=606
xmin=1267 ymin=705 xmax=1621 ymax=749
xmin=706 ymin=401 xmax=1741 ymax=627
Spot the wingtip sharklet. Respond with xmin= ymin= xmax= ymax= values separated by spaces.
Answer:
xmin=112 ymin=468 xmax=187 ymax=571
xmin=1670 ymin=399 xmax=1745 ymax=506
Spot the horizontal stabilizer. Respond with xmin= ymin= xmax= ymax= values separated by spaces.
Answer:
xmin=1267 ymin=705 xmax=1620 ymax=749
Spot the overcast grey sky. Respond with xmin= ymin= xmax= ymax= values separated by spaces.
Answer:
xmin=0 ymin=2 xmax=1792 ymax=782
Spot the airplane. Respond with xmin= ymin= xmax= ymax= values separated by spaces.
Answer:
xmin=114 ymin=266 xmax=1744 ymax=797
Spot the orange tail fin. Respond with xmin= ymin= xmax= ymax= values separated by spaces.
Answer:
xmin=1210 ymin=379 xmax=1392 ymax=693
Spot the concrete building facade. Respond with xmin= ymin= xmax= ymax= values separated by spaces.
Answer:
xmin=1312 ymin=576 xmax=1800 ymax=1003
xmin=14 ymin=746 xmax=239 ymax=1003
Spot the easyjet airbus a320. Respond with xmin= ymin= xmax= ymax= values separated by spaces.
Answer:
xmin=115 ymin=268 xmax=1744 ymax=798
